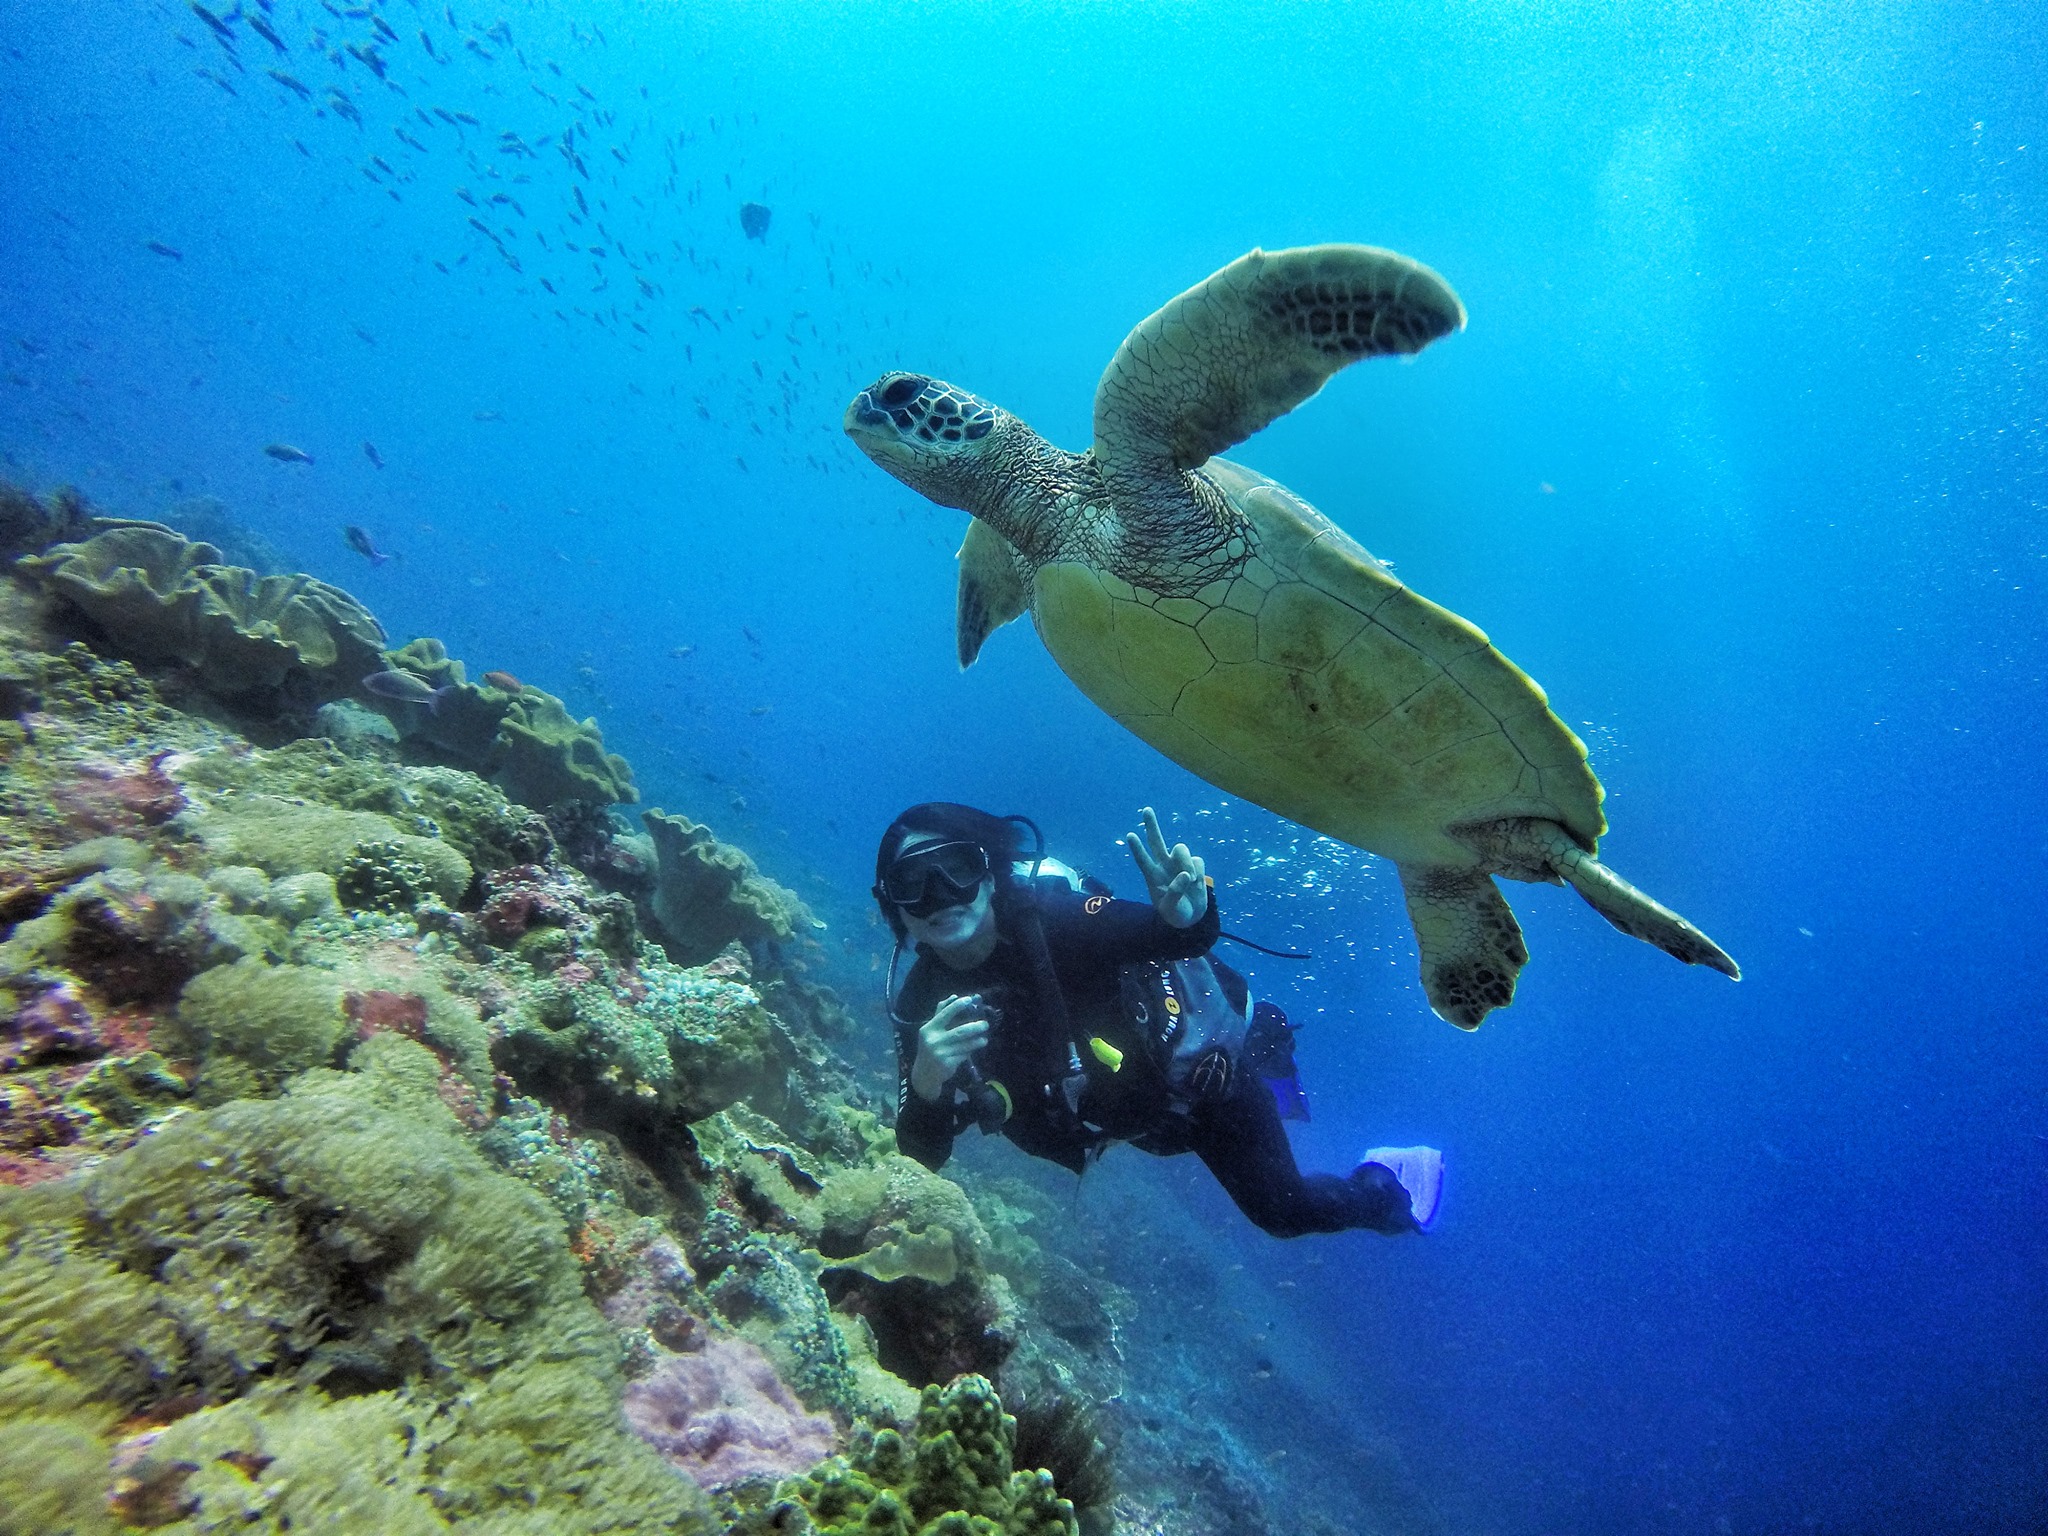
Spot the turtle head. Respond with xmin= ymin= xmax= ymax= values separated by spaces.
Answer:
xmin=844 ymin=373 xmax=1006 ymax=510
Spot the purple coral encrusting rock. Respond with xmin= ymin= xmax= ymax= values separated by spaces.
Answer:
xmin=1 ymin=976 xmax=103 ymax=1069
xmin=621 ymin=1331 xmax=838 ymax=1490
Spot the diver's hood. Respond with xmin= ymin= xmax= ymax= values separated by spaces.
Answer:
xmin=884 ymin=854 xmax=1111 ymax=1024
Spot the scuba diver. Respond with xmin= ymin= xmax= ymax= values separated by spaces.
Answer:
xmin=874 ymin=801 xmax=1444 ymax=1238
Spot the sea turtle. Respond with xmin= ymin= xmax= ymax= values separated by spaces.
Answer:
xmin=844 ymin=244 xmax=1738 ymax=1027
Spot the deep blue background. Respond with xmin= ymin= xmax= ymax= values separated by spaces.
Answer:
xmin=3 ymin=3 xmax=2043 ymax=1532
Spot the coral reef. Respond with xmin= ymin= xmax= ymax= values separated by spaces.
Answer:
xmin=20 ymin=520 xmax=385 ymax=704
xmin=372 ymin=637 xmax=637 ymax=809
xmin=0 ymin=1038 xmax=709 ymax=1533
xmin=177 ymin=736 xmax=549 ymax=879
xmin=0 ymin=483 xmax=92 ymax=564
xmin=176 ymin=787 xmax=474 ymax=906
xmin=770 ymin=1375 xmax=1079 ymax=1536
xmin=492 ymin=928 xmax=785 ymax=1139
xmin=809 ymin=1157 xmax=1020 ymax=1390
xmin=644 ymin=808 xmax=816 ymax=967
xmin=622 ymin=1332 xmax=838 ymax=1491
xmin=0 ymin=479 xmax=1291 ymax=1535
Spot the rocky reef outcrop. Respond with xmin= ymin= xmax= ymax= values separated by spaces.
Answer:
xmin=0 ymin=483 xmax=1193 ymax=1535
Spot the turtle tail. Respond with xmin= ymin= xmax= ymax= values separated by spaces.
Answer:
xmin=1508 ymin=821 xmax=1741 ymax=979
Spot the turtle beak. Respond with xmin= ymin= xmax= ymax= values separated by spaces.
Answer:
xmin=844 ymin=391 xmax=893 ymax=434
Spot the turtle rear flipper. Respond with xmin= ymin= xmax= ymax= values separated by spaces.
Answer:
xmin=1399 ymin=865 xmax=1529 ymax=1029
xmin=1502 ymin=821 xmax=1742 ymax=979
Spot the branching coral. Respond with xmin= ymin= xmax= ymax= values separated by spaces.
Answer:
xmin=775 ymin=1375 xmax=1079 ymax=1536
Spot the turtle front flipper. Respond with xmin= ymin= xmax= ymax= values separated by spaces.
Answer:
xmin=1398 ymin=865 xmax=1529 ymax=1029
xmin=1496 ymin=821 xmax=1742 ymax=980
xmin=1092 ymin=245 xmax=1466 ymax=497
xmin=955 ymin=517 xmax=1031 ymax=668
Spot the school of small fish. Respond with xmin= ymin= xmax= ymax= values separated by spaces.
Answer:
xmin=11 ymin=0 xmax=946 ymax=841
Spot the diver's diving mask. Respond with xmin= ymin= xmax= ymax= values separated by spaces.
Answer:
xmin=881 ymin=840 xmax=991 ymax=917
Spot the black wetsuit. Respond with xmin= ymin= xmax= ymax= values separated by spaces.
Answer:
xmin=892 ymin=880 xmax=1414 ymax=1238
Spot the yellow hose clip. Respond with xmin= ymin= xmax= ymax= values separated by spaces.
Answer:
xmin=1088 ymin=1037 xmax=1125 ymax=1073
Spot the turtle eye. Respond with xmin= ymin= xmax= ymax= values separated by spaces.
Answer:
xmin=879 ymin=375 xmax=923 ymax=407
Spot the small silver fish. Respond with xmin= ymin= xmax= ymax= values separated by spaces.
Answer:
xmin=264 ymin=442 xmax=313 ymax=464
xmin=343 ymin=524 xmax=390 ymax=564
xmin=361 ymin=670 xmax=451 ymax=708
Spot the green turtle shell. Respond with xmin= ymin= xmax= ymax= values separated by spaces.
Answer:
xmin=1029 ymin=456 xmax=1606 ymax=872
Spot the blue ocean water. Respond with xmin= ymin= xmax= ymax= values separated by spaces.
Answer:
xmin=2 ymin=2 xmax=2042 ymax=1532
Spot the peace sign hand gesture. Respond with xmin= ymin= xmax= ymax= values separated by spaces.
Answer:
xmin=1124 ymin=806 xmax=1209 ymax=929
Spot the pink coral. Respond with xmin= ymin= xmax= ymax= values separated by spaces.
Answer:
xmin=478 ymin=864 xmax=580 ymax=943
xmin=345 ymin=988 xmax=430 ymax=1040
xmin=622 ymin=1333 xmax=836 ymax=1489
xmin=54 ymin=752 xmax=184 ymax=835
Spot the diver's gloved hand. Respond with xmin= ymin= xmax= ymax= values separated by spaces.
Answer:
xmin=910 ymin=994 xmax=993 ymax=1102
xmin=1125 ymin=805 xmax=1209 ymax=929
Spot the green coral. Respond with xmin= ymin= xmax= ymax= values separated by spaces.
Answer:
xmin=817 ymin=1157 xmax=990 ymax=1290
xmin=173 ymin=957 xmax=348 ymax=1099
xmin=643 ymin=809 xmax=815 ymax=966
xmin=495 ymin=954 xmax=778 ymax=1128
xmin=0 ymin=1035 xmax=709 ymax=1533
xmin=777 ymin=1376 xmax=1079 ymax=1536
xmin=18 ymin=520 xmax=386 ymax=702
xmin=493 ymin=688 xmax=636 ymax=810
xmin=177 ymin=737 xmax=541 ymax=876
xmin=177 ymin=790 xmax=472 ymax=905
xmin=17 ymin=640 xmax=161 ymax=715
xmin=0 ymin=1363 xmax=124 ymax=1536
xmin=0 ymin=865 xmax=283 ymax=1017
xmin=336 ymin=838 xmax=437 ymax=913
xmin=373 ymin=638 xmax=636 ymax=810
